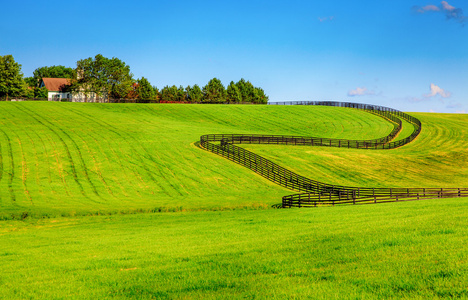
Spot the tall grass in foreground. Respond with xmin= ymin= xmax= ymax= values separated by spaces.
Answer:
xmin=1 ymin=197 xmax=467 ymax=299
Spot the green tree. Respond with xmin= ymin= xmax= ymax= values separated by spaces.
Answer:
xmin=72 ymin=54 xmax=133 ymax=102
xmin=152 ymin=86 xmax=160 ymax=101
xmin=202 ymin=78 xmax=226 ymax=103
xmin=177 ymin=85 xmax=186 ymax=102
xmin=136 ymin=77 xmax=154 ymax=100
xmin=186 ymin=84 xmax=203 ymax=103
xmin=160 ymin=85 xmax=178 ymax=102
xmin=185 ymin=85 xmax=192 ymax=102
xmin=22 ymin=82 xmax=35 ymax=99
xmin=34 ymin=86 xmax=49 ymax=99
xmin=24 ymin=76 xmax=37 ymax=88
xmin=235 ymin=78 xmax=255 ymax=103
xmin=111 ymin=79 xmax=134 ymax=99
xmin=32 ymin=65 xmax=74 ymax=87
xmin=226 ymin=81 xmax=242 ymax=103
xmin=254 ymin=87 xmax=269 ymax=104
xmin=0 ymin=55 xmax=24 ymax=100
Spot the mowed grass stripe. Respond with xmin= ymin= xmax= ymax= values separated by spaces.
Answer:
xmin=48 ymin=103 xmax=176 ymax=200
xmin=44 ymin=104 xmax=136 ymax=199
xmin=2 ymin=105 xmax=61 ymax=206
xmin=0 ymin=126 xmax=15 ymax=203
xmin=13 ymin=105 xmax=89 ymax=198
xmin=19 ymin=104 xmax=105 ymax=199
xmin=63 ymin=104 xmax=181 ymax=199
xmin=3 ymin=105 xmax=47 ymax=205
xmin=63 ymin=105 xmax=153 ymax=198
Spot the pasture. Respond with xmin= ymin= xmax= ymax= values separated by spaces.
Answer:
xmin=0 ymin=101 xmax=467 ymax=299
xmin=1 ymin=198 xmax=467 ymax=299
xmin=0 ymin=102 xmax=400 ymax=219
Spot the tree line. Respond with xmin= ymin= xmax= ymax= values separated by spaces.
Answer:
xmin=0 ymin=54 xmax=268 ymax=104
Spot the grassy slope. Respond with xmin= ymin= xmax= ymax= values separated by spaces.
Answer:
xmin=1 ymin=198 xmax=467 ymax=299
xmin=244 ymin=112 xmax=468 ymax=188
xmin=0 ymin=102 xmax=396 ymax=218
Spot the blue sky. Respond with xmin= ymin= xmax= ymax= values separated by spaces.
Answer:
xmin=1 ymin=0 xmax=467 ymax=112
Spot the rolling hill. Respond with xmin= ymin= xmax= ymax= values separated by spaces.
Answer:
xmin=0 ymin=101 xmax=466 ymax=218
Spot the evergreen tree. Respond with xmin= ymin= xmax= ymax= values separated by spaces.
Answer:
xmin=177 ymin=85 xmax=186 ymax=102
xmin=136 ymin=77 xmax=154 ymax=100
xmin=202 ymin=78 xmax=226 ymax=103
xmin=254 ymin=87 xmax=269 ymax=104
xmin=160 ymin=85 xmax=178 ymax=102
xmin=235 ymin=78 xmax=255 ymax=103
xmin=187 ymin=84 xmax=203 ymax=103
xmin=226 ymin=81 xmax=242 ymax=103
xmin=152 ymin=86 xmax=160 ymax=101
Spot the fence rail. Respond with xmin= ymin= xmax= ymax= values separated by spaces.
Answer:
xmin=200 ymin=101 xmax=465 ymax=208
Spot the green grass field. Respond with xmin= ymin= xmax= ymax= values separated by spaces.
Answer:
xmin=0 ymin=102 xmax=467 ymax=299
xmin=0 ymin=102 xmax=401 ymax=219
xmin=244 ymin=112 xmax=468 ymax=189
xmin=1 ymin=199 xmax=467 ymax=299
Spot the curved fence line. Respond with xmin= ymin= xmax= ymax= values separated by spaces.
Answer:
xmin=200 ymin=101 xmax=467 ymax=207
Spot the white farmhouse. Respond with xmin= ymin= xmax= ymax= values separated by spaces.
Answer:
xmin=39 ymin=78 xmax=72 ymax=101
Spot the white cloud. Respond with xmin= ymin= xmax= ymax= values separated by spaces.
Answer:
xmin=318 ymin=16 xmax=334 ymax=22
xmin=347 ymin=87 xmax=375 ymax=97
xmin=441 ymin=1 xmax=455 ymax=11
xmin=424 ymin=83 xmax=451 ymax=98
xmin=417 ymin=4 xmax=440 ymax=12
xmin=414 ymin=1 xmax=466 ymax=24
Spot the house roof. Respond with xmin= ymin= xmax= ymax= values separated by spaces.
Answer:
xmin=41 ymin=78 xmax=72 ymax=92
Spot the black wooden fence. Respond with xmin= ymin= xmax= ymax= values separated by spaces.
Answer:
xmin=200 ymin=101 xmax=466 ymax=208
